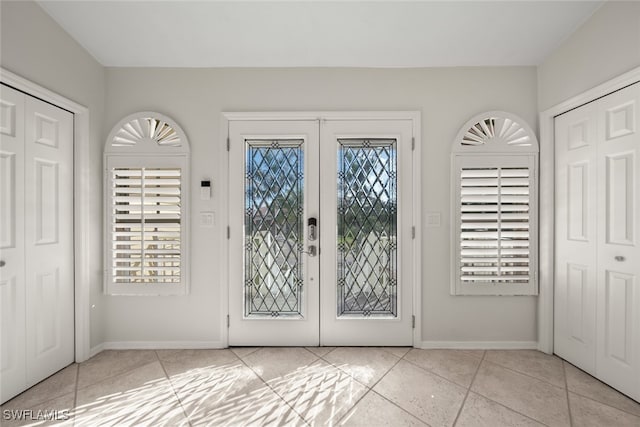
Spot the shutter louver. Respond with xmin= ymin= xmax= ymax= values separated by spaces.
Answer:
xmin=112 ymin=167 xmax=182 ymax=284
xmin=460 ymin=167 xmax=530 ymax=284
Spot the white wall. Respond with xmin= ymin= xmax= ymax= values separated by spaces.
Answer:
xmin=104 ymin=67 xmax=539 ymax=346
xmin=1 ymin=0 xmax=541 ymax=349
xmin=0 ymin=1 xmax=106 ymax=348
xmin=538 ymin=1 xmax=640 ymax=111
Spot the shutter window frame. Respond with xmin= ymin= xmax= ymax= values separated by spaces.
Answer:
xmin=451 ymin=111 xmax=539 ymax=296
xmin=104 ymin=112 xmax=190 ymax=296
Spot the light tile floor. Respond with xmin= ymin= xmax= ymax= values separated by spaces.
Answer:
xmin=2 ymin=348 xmax=639 ymax=426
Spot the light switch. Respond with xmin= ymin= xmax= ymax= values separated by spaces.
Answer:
xmin=200 ymin=211 xmax=215 ymax=228
xmin=426 ymin=212 xmax=441 ymax=227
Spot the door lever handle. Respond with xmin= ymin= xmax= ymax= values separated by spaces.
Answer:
xmin=614 ymin=256 xmax=626 ymax=262
xmin=303 ymin=245 xmax=317 ymax=257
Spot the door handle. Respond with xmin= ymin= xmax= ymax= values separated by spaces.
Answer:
xmin=0 ymin=260 xmax=5 ymax=267
xmin=308 ymin=217 xmax=318 ymax=241
xmin=614 ymin=256 xmax=626 ymax=262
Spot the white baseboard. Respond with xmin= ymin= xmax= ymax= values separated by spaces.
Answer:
xmin=89 ymin=341 xmax=226 ymax=354
xmin=89 ymin=340 xmax=537 ymax=355
xmin=418 ymin=341 xmax=538 ymax=350
xmin=89 ymin=343 xmax=105 ymax=358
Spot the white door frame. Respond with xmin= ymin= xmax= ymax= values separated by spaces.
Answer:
xmin=220 ymin=111 xmax=422 ymax=347
xmin=538 ymin=66 xmax=640 ymax=353
xmin=1 ymin=67 xmax=92 ymax=362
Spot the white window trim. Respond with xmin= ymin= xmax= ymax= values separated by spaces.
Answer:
xmin=104 ymin=112 xmax=190 ymax=296
xmin=451 ymin=111 xmax=539 ymax=296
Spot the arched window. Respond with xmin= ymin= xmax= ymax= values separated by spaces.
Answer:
xmin=451 ymin=111 xmax=539 ymax=295
xmin=104 ymin=112 xmax=190 ymax=295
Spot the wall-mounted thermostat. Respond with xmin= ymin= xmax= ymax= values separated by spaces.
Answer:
xmin=200 ymin=180 xmax=211 ymax=200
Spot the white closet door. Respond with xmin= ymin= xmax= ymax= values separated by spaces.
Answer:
xmin=24 ymin=95 xmax=74 ymax=387
xmin=554 ymin=101 xmax=598 ymax=374
xmin=0 ymin=86 xmax=74 ymax=404
xmin=555 ymin=82 xmax=640 ymax=402
xmin=0 ymin=85 xmax=27 ymax=403
xmin=595 ymin=84 xmax=640 ymax=401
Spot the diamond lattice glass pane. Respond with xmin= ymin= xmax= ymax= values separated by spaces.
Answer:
xmin=337 ymin=139 xmax=397 ymax=317
xmin=244 ymin=140 xmax=304 ymax=317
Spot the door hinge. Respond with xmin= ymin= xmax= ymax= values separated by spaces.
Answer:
xmin=411 ymin=226 xmax=416 ymax=239
xmin=226 ymin=137 xmax=230 ymax=151
xmin=411 ymin=137 xmax=415 ymax=151
xmin=227 ymin=226 xmax=230 ymax=239
xmin=412 ymin=315 xmax=416 ymax=329
xmin=227 ymin=315 xmax=230 ymax=328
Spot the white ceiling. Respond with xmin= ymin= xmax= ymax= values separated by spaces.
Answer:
xmin=37 ymin=1 xmax=604 ymax=68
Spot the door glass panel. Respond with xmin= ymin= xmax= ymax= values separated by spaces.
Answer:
xmin=244 ymin=140 xmax=304 ymax=317
xmin=337 ymin=139 xmax=397 ymax=317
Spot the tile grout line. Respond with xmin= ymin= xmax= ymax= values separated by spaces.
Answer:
xmin=346 ymin=389 xmax=434 ymax=427
xmin=72 ymin=364 xmax=79 ymax=426
xmin=401 ymin=354 xmax=479 ymax=389
xmin=480 ymin=358 xmax=567 ymax=391
xmin=313 ymin=349 xmax=379 ymax=423
xmin=563 ymin=361 xmax=574 ymax=427
xmin=331 ymin=350 xmax=432 ymax=427
xmin=561 ymin=360 xmax=640 ymax=417
xmin=154 ymin=350 xmax=194 ymax=427
xmin=230 ymin=347 xmax=261 ymax=359
xmin=451 ymin=349 xmax=485 ymax=426
xmin=329 ymin=350 xmax=401 ymax=423
xmin=315 ymin=347 xmax=379 ymax=390
xmin=237 ymin=348 xmax=312 ymax=427
xmin=482 ymin=352 xmax=566 ymax=388
xmin=566 ymin=388 xmax=640 ymax=419
xmin=468 ymin=392 xmax=553 ymax=427
xmin=467 ymin=358 xmax=554 ymax=427
xmin=74 ymin=350 xmax=159 ymax=393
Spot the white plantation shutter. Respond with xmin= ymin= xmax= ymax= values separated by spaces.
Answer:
xmin=452 ymin=111 xmax=538 ymax=296
xmin=112 ymin=168 xmax=182 ymax=284
xmin=459 ymin=165 xmax=531 ymax=285
xmin=454 ymin=156 xmax=537 ymax=295
xmin=105 ymin=112 xmax=189 ymax=295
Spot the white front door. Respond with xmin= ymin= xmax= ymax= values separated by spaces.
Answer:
xmin=228 ymin=120 xmax=320 ymax=346
xmin=0 ymin=84 xmax=74 ymax=403
xmin=319 ymin=120 xmax=414 ymax=346
xmin=228 ymin=117 xmax=414 ymax=346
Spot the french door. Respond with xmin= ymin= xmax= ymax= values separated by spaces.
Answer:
xmin=228 ymin=117 xmax=415 ymax=346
